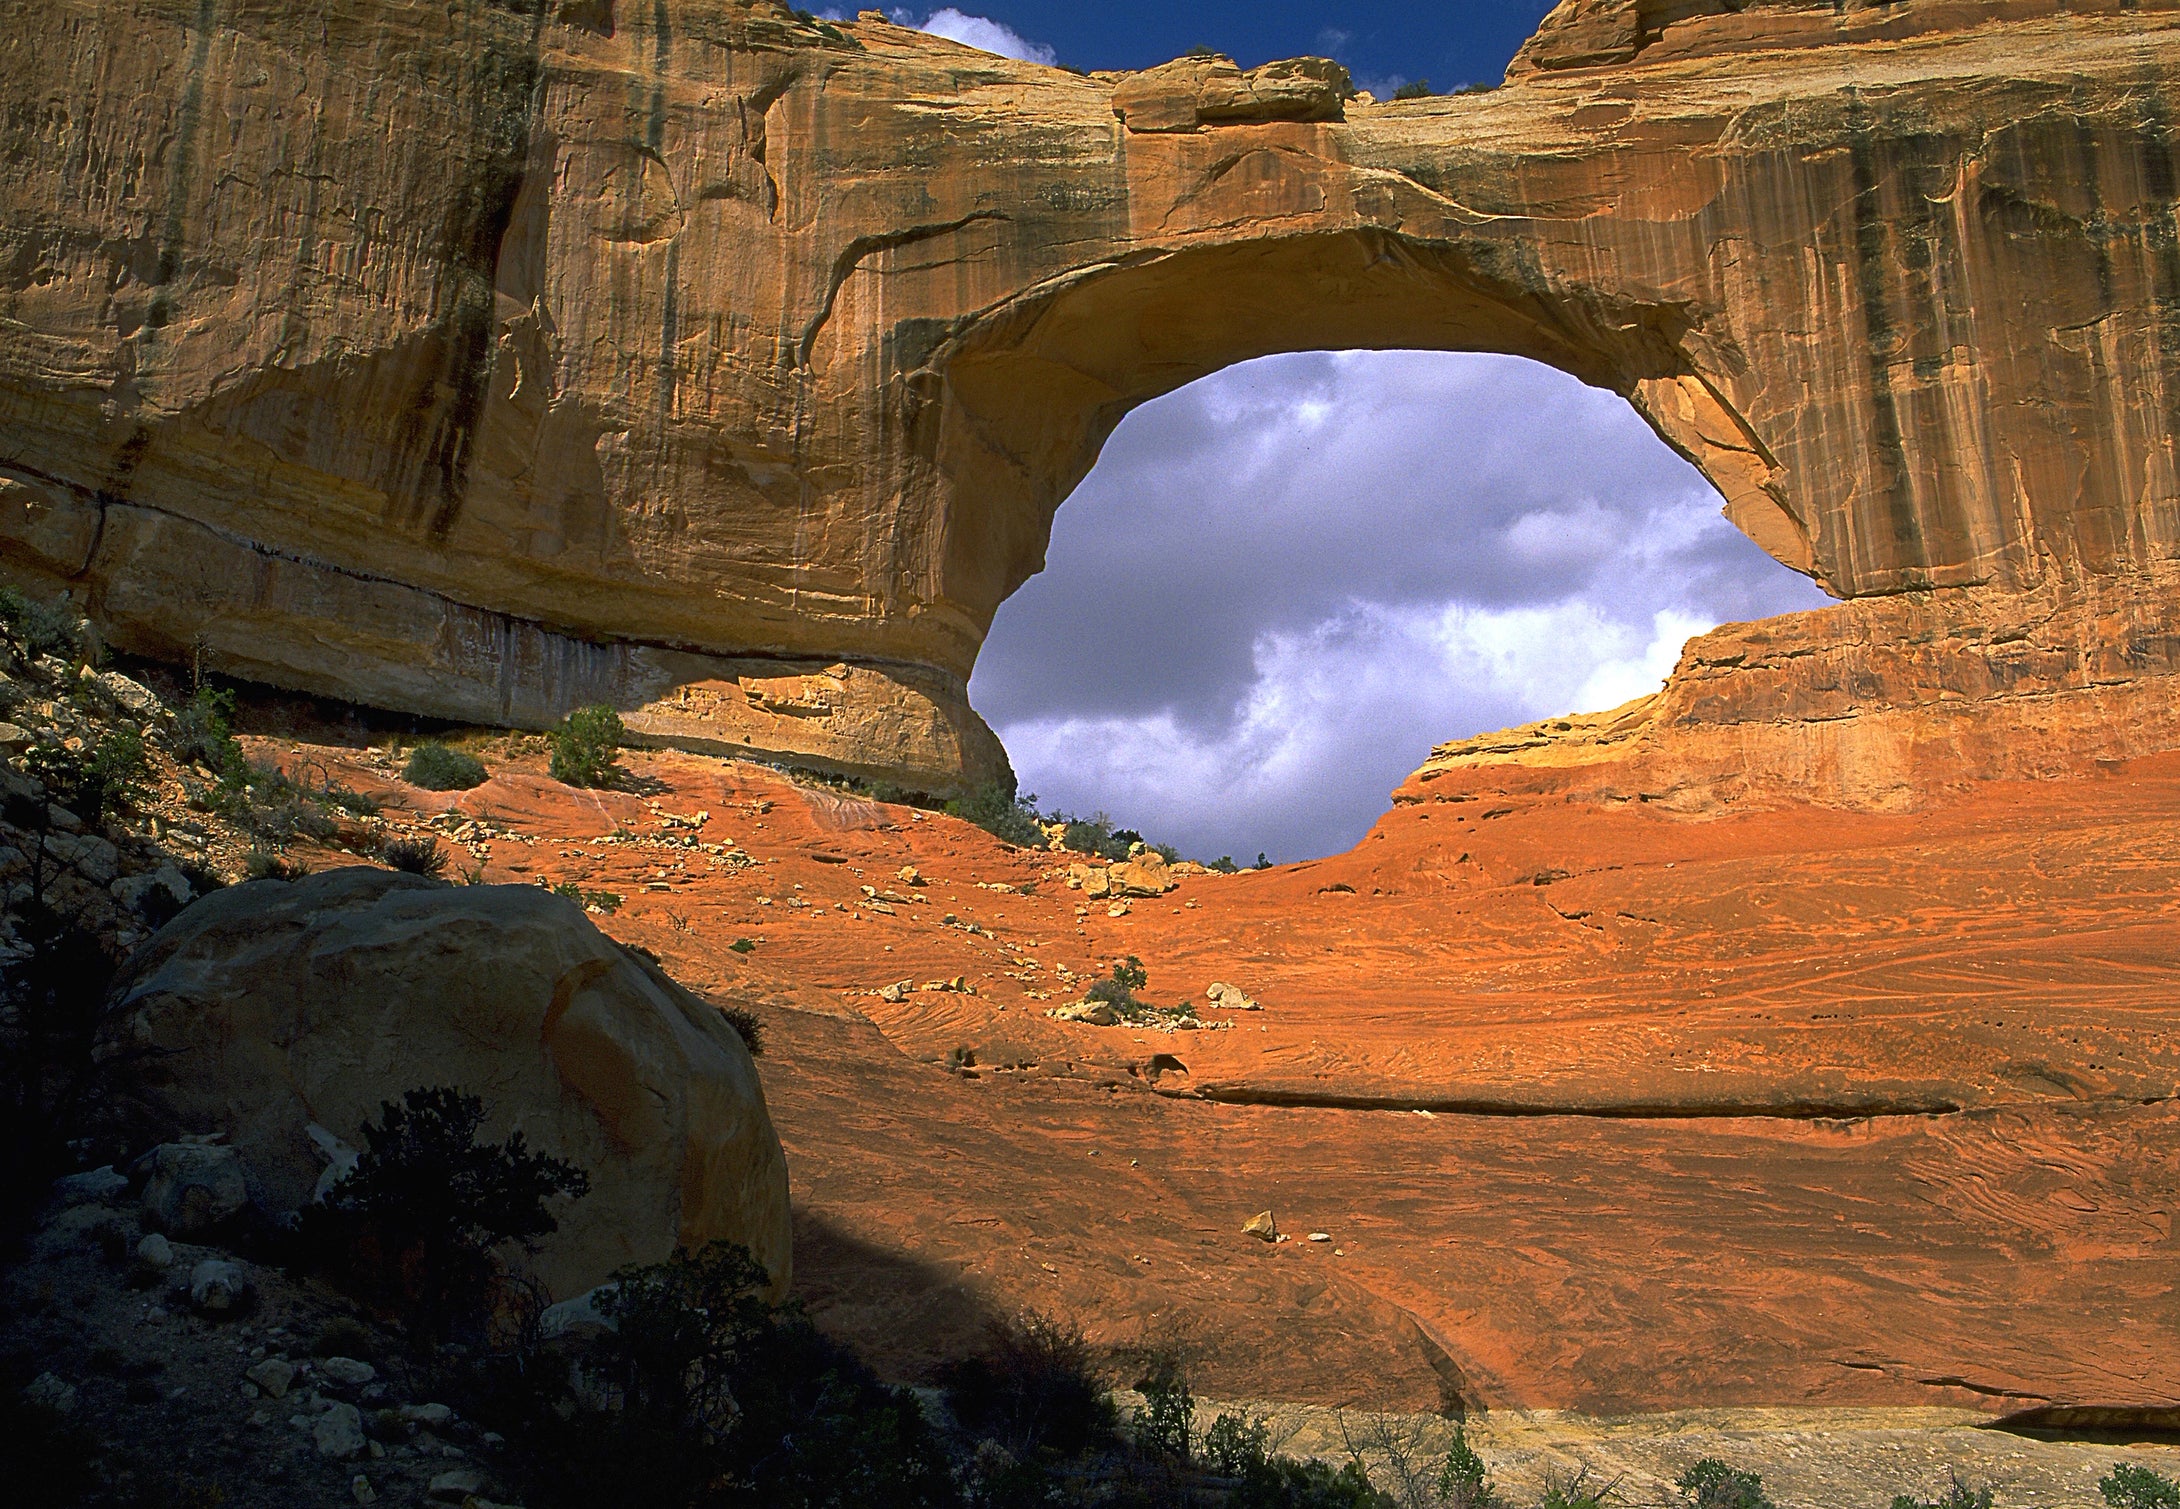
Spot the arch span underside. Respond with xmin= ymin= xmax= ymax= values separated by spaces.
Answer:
xmin=929 ymin=229 xmax=1814 ymax=646
xmin=1 ymin=1 xmax=2179 ymax=800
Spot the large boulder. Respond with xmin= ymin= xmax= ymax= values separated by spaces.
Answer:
xmin=101 ymin=868 xmax=791 ymax=1300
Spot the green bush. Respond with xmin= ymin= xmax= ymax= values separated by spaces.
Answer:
xmin=0 ymin=585 xmax=85 ymax=660
xmin=173 ymin=687 xmax=246 ymax=778
xmin=550 ymin=704 xmax=624 ymax=788
xmin=1540 ymin=1473 xmax=1611 ymax=1509
xmin=1205 ymin=1411 xmax=1273 ymax=1477
xmin=551 ymin=881 xmax=622 ymax=914
xmin=1438 ymin=1426 xmax=1500 ymax=1508
xmin=1132 ymin=1347 xmax=1194 ymax=1462
xmin=1055 ymin=811 xmax=1128 ymax=862
xmin=381 ymin=834 xmax=447 ymax=877
xmin=944 ymin=1312 xmax=1115 ymax=1461
xmin=24 ymin=728 xmax=147 ymax=825
xmin=945 ymin=782 xmax=1046 ymax=848
xmin=491 ymin=1241 xmax=958 ymax=1509
xmin=404 ymin=741 xmax=489 ymax=791
xmin=1392 ymin=79 xmax=1434 ymax=100
xmin=1679 ymin=1459 xmax=1774 ymax=1509
xmin=2106 ymin=1465 xmax=2180 ymax=1509
xmin=302 ymin=1086 xmax=589 ymax=1339
xmin=1891 ymin=1476 xmax=1994 ymax=1509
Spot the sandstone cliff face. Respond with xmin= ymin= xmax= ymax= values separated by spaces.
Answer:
xmin=3 ymin=0 xmax=2180 ymax=796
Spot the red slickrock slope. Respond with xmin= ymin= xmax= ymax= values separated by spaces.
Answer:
xmin=251 ymin=729 xmax=2180 ymax=1418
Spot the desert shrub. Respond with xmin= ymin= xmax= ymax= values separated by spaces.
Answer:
xmin=1679 ymin=1459 xmax=1774 ymax=1509
xmin=2106 ymin=1465 xmax=2180 ymax=1509
xmin=550 ymin=704 xmax=624 ymax=788
xmin=729 ymin=936 xmax=757 ymax=954
xmin=243 ymin=848 xmax=307 ymax=881
xmin=1539 ymin=1469 xmax=1612 ymax=1509
xmin=323 ymin=782 xmax=380 ymax=816
xmin=1098 ymin=956 xmax=1149 ymax=999
xmin=23 ymin=728 xmax=147 ymax=825
xmin=301 ymin=1086 xmax=589 ymax=1339
xmin=1890 ymin=1478 xmax=1993 ymax=1509
xmin=0 ymin=585 xmax=84 ymax=660
xmin=404 ymin=741 xmax=489 ymax=792
xmin=1255 ymin=852 xmax=1272 ymax=870
xmin=1211 ymin=855 xmax=1240 ymax=874
xmin=550 ymin=881 xmax=622 ymax=913
xmin=945 ymin=1312 xmax=1115 ymax=1461
xmin=1392 ymin=79 xmax=1433 ymax=100
xmin=1132 ymin=1347 xmax=1194 ymax=1462
xmin=1235 ymin=1457 xmax=1387 ymax=1509
xmin=1437 ymin=1426 xmax=1499 ymax=1508
xmin=1058 ymin=812 xmax=1130 ymax=862
xmin=236 ymin=773 xmax=339 ymax=849
xmin=946 ymin=782 xmax=1046 ymax=848
xmin=172 ymin=687 xmax=246 ymax=777
xmin=1204 ymin=1411 xmax=1273 ymax=1477
xmin=718 ymin=1004 xmax=763 ymax=1055
xmin=381 ymin=834 xmax=447 ymax=877
xmin=490 ymin=1241 xmax=957 ymax=1509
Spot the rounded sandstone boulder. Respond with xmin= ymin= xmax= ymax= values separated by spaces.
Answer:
xmin=102 ymin=867 xmax=791 ymax=1300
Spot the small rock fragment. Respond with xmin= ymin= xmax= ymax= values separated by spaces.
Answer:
xmin=246 ymin=1358 xmax=297 ymax=1399
xmin=399 ymin=1402 xmax=455 ymax=1428
xmin=427 ymin=1467 xmax=487 ymax=1500
xmin=135 ymin=1232 xmax=176 ymax=1270
xmin=1307 ymin=1232 xmax=1332 ymax=1243
xmin=350 ymin=1474 xmax=378 ymax=1504
xmin=315 ymin=1401 xmax=368 ymax=1459
xmin=24 ymin=1371 xmax=77 ymax=1413
xmin=319 ymin=1355 xmax=376 ymax=1388
xmin=1242 ymin=1210 xmax=1278 ymax=1242
xmin=189 ymin=1257 xmax=254 ymax=1312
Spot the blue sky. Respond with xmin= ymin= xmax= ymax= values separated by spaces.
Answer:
xmin=862 ymin=4 xmax=1561 ymax=95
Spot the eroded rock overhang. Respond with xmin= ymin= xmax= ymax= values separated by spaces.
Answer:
xmin=2 ymin=0 xmax=2177 ymax=799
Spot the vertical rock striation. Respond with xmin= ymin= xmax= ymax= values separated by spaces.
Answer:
xmin=2 ymin=0 xmax=2179 ymax=799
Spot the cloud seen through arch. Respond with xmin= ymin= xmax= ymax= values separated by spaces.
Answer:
xmin=967 ymin=351 xmax=1836 ymax=864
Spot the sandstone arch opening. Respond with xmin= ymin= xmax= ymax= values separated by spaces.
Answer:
xmin=967 ymin=348 xmax=1836 ymax=863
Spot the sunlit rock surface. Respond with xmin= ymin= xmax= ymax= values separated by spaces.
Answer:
xmin=4 ymin=1 xmax=2180 ymax=793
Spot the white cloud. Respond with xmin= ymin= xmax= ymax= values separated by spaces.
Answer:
xmin=912 ymin=9 xmax=1057 ymax=64
xmin=970 ymin=350 xmax=1836 ymax=862
xmin=993 ymin=598 xmax=1715 ymax=865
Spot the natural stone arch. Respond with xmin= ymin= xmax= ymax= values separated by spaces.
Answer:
xmin=925 ymin=228 xmax=1812 ymax=661
xmin=4 ymin=0 xmax=2180 ymax=800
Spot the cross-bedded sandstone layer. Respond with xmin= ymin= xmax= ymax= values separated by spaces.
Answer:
xmin=5 ymin=0 xmax=2180 ymax=797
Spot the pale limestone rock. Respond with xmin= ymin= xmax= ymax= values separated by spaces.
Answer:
xmin=189 ymin=1257 xmax=253 ymax=1312
xmin=246 ymin=1358 xmax=297 ymax=1399
xmin=104 ymin=868 xmax=790 ymax=1301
